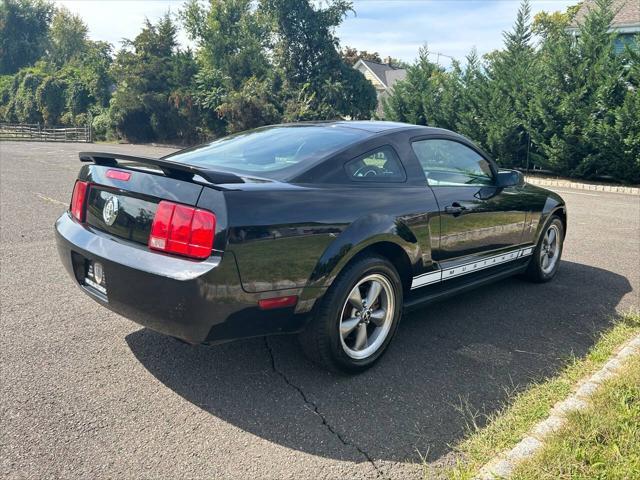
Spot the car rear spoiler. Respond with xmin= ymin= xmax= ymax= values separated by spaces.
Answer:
xmin=79 ymin=152 xmax=245 ymax=185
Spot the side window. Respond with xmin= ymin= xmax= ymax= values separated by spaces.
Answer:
xmin=411 ymin=139 xmax=493 ymax=186
xmin=345 ymin=146 xmax=406 ymax=183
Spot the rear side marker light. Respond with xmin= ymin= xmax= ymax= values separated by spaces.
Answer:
xmin=106 ymin=169 xmax=131 ymax=181
xmin=70 ymin=180 xmax=89 ymax=222
xmin=149 ymin=201 xmax=216 ymax=259
xmin=258 ymin=296 xmax=298 ymax=310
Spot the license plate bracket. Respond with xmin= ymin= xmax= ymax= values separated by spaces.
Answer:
xmin=84 ymin=260 xmax=108 ymax=296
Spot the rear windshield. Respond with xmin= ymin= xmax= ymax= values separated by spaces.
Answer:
xmin=164 ymin=125 xmax=369 ymax=179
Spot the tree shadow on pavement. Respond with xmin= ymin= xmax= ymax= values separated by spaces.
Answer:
xmin=126 ymin=260 xmax=631 ymax=464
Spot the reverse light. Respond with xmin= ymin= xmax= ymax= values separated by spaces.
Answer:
xmin=106 ymin=169 xmax=131 ymax=181
xmin=258 ymin=296 xmax=298 ymax=310
xmin=70 ymin=180 xmax=89 ymax=222
xmin=149 ymin=201 xmax=216 ymax=259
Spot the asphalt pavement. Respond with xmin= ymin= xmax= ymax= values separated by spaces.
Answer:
xmin=1 ymin=141 xmax=638 ymax=479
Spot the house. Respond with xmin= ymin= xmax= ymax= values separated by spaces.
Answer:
xmin=567 ymin=0 xmax=639 ymax=54
xmin=353 ymin=59 xmax=407 ymax=118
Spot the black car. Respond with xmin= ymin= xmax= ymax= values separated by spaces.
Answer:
xmin=55 ymin=121 xmax=566 ymax=373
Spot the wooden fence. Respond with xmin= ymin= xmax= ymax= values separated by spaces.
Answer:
xmin=0 ymin=123 xmax=92 ymax=143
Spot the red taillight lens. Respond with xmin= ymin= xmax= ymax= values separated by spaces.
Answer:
xmin=258 ymin=296 xmax=298 ymax=310
xmin=70 ymin=180 xmax=89 ymax=222
xmin=106 ymin=169 xmax=131 ymax=181
xmin=149 ymin=201 xmax=216 ymax=259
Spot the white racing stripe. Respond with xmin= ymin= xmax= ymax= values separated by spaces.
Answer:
xmin=411 ymin=246 xmax=535 ymax=290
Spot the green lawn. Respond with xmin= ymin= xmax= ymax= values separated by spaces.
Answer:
xmin=512 ymin=353 xmax=639 ymax=479
xmin=436 ymin=311 xmax=640 ymax=480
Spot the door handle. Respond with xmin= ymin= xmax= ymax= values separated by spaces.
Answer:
xmin=445 ymin=203 xmax=466 ymax=215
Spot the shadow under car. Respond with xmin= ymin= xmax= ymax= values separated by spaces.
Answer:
xmin=126 ymin=260 xmax=631 ymax=464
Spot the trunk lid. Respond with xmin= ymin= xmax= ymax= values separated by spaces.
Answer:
xmin=86 ymin=186 xmax=159 ymax=245
xmin=82 ymin=163 xmax=204 ymax=247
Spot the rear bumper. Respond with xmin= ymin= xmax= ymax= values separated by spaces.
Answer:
xmin=55 ymin=213 xmax=313 ymax=344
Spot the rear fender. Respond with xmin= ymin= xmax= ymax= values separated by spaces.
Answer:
xmin=306 ymin=213 xmax=420 ymax=290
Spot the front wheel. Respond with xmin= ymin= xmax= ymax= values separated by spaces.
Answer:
xmin=524 ymin=215 xmax=564 ymax=283
xmin=299 ymin=255 xmax=403 ymax=373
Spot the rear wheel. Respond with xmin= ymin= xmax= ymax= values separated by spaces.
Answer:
xmin=299 ymin=255 xmax=402 ymax=373
xmin=524 ymin=216 xmax=564 ymax=282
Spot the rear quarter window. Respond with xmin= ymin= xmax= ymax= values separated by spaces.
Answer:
xmin=345 ymin=146 xmax=406 ymax=183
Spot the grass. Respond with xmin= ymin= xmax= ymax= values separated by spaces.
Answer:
xmin=512 ymin=353 xmax=640 ymax=479
xmin=436 ymin=311 xmax=640 ymax=480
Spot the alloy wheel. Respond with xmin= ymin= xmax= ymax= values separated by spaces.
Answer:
xmin=339 ymin=273 xmax=395 ymax=360
xmin=540 ymin=224 xmax=561 ymax=274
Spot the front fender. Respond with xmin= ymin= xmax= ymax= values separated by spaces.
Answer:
xmin=534 ymin=191 xmax=567 ymax=242
xmin=306 ymin=213 xmax=420 ymax=289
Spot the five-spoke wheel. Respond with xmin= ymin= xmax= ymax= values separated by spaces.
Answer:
xmin=524 ymin=215 xmax=564 ymax=282
xmin=299 ymin=255 xmax=402 ymax=373
xmin=540 ymin=224 xmax=560 ymax=274
xmin=339 ymin=274 xmax=395 ymax=359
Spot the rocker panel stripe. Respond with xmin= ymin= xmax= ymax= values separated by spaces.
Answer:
xmin=411 ymin=245 xmax=535 ymax=290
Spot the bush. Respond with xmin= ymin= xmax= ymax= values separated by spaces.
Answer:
xmin=91 ymin=109 xmax=112 ymax=141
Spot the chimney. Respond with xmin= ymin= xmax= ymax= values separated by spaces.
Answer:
xmin=384 ymin=56 xmax=392 ymax=66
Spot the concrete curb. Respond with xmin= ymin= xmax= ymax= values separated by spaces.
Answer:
xmin=525 ymin=177 xmax=639 ymax=195
xmin=475 ymin=334 xmax=640 ymax=480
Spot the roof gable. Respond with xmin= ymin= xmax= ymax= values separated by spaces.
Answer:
xmin=354 ymin=59 xmax=407 ymax=89
xmin=571 ymin=0 xmax=640 ymax=29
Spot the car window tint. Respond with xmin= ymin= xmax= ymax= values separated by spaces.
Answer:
xmin=345 ymin=146 xmax=406 ymax=183
xmin=164 ymin=125 xmax=369 ymax=178
xmin=411 ymin=139 xmax=493 ymax=186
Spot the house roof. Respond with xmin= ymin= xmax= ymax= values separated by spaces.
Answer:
xmin=570 ymin=0 xmax=640 ymax=29
xmin=384 ymin=69 xmax=408 ymax=88
xmin=356 ymin=59 xmax=407 ymax=90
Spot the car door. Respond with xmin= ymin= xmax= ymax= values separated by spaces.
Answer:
xmin=410 ymin=136 xmax=527 ymax=264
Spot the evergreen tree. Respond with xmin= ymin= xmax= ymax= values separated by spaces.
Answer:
xmin=483 ymin=0 xmax=536 ymax=168
xmin=382 ymin=46 xmax=446 ymax=126
xmin=530 ymin=0 xmax=634 ymax=180
xmin=455 ymin=49 xmax=490 ymax=151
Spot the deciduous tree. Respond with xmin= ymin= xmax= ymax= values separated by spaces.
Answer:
xmin=0 ymin=0 xmax=54 ymax=74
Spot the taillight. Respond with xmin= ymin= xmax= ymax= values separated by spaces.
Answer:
xmin=149 ymin=201 xmax=216 ymax=259
xmin=70 ymin=180 xmax=89 ymax=222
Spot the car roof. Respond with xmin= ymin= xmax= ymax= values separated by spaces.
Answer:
xmin=165 ymin=121 xmax=471 ymax=185
xmin=276 ymin=120 xmax=447 ymax=135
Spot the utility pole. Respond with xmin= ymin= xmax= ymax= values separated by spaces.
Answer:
xmin=430 ymin=51 xmax=455 ymax=65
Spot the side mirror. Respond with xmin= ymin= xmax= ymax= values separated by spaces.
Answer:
xmin=496 ymin=169 xmax=524 ymax=188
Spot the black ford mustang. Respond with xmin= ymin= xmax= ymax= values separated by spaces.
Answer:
xmin=56 ymin=121 xmax=566 ymax=373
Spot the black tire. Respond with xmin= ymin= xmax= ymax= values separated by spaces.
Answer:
xmin=523 ymin=215 xmax=564 ymax=283
xmin=299 ymin=255 xmax=403 ymax=374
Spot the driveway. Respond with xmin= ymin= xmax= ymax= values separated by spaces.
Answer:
xmin=1 ymin=142 xmax=638 ymax=479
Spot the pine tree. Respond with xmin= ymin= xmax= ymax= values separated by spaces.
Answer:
xmin=382 ymin=45 xmax=445 ymax=126
xmin=454 ymin=48 xmax=490 ymax=151
xmin=530 ymin=0 xmax=635 ymax=180
xmin=483 ymin=0 xmax=536 ymax=168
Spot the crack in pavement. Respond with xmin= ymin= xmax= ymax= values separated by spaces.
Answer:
xmin=263 ymin=337 xmax=384 ymax=478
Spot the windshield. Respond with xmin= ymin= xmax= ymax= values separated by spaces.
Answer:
xmin=164 ymin=125 xmax=370 ymax=179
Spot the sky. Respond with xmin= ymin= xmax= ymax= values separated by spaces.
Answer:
xmin=55 ymin=0 xmax=577 ymax=67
